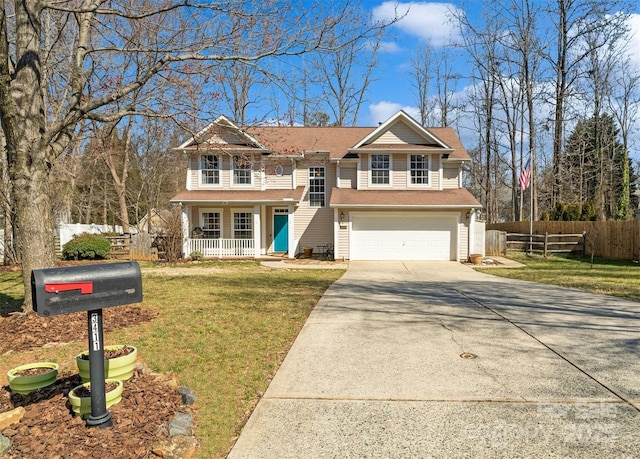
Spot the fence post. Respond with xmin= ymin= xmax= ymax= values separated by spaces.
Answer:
xmin=544 ymin=232 xmax=549 ymax=257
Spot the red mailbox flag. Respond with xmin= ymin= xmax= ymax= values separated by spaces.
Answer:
xmin=45 ymin=282 xmax=93 ymax=294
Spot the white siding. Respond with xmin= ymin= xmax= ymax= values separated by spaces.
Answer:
xmin=443 ymin=164 xmax=460 ymax=189
xmin=264 ymin=163 xmax=294 ymax=189
xmin=294 ymin=159 xmax=335 ymax=252
xmin=339 ymin=164 xmax=357 ymax=189
xmin=359 ymin=153 xmax=441 ymax=190
xmin=459 ymin=221 xmax=469 ymax=260
xmin=371 ymin=122 xmax=426 ymax=145
xmin=189 ymin=156 xmax=198 ymax=189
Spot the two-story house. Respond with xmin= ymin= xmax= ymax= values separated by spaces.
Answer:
xmin=170 ymin=110 xmax=482 ymax=261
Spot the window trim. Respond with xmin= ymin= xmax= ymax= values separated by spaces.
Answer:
xmin=408 ymin=154 xmax=431 ymax=187
xmin=232 ymin=155 xmax=253 ymax=187
xmin=199 ymin=208 xmax=222 ymax=239
xmin=199 ymin=154 xmax=220 ymax=187
xmin=232 ymin=209 xmax=254 ymax=239
xmin=308 ymin=166 xmax=326 ymax=207
xmin=369 ymin=154 xmax=391 ymax=187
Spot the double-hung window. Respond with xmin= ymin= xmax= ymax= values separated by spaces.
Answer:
xmin=309 ymin=167 xmax=325 ymax=207
xmin=233 ymin=212 xmax=253 ymax=239
xmin=370 ymin=155 xmax=390 ymax=185
xmin=200 ymin=155 xmax=219 ymax=185
xmin=410 ymin=155 xmax=429 ymax=185
xmin=201 ymin=211 xmax=221 ymax=238
xmin=233 ymin=155 xmax=253 ymax=185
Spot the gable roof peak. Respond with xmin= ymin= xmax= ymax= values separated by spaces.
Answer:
xmin=353 ymin=110 xmax=451 ymax=150
xmin=175 ymin=114 xmax=268 ymax=151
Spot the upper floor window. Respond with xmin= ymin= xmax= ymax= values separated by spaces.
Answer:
xmin=200 ymin=155 xmax=219 ymax=185
xmin=233 ymin=211 xmax=253 ymax=239
xmin=233 ymin=155 xmax=253 ymax=185
xmin=309 ymin=167 xmax=325 ymax=207
xmin=370 ymin=154 xmax=390 ymax=185
xmin=200 ymin=211 xmax=221 ymax=238
xmin=410 ymin=155 xmax=430 ymax=185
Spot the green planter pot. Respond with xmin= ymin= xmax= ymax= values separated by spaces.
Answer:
xmin=68 ymin=379 xmax=124 ymax=418
xmin=76 ymin=345 xmax=137 ymax=383
xmin=7 ymin=362 xmax=59 ymax=395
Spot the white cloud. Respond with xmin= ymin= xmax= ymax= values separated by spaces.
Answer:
xmin=627 ymin=13 xmax=640 ymax=70
xmin=379 ymin=40 xmax=402 ymax=53
xmin=367 ymin=101 xmax=420 ymax=125
xmin=372 ymin=1 xmax=463 ymax=46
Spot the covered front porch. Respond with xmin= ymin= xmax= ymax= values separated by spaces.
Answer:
xmin=186 ymin=238 xmax=255 ymax=258
xmin=172 ymin=188 xmax=306 ymax=260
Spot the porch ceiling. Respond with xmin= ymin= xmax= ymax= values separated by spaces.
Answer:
xmin=170 ymin=186 xmax=305 ymax=205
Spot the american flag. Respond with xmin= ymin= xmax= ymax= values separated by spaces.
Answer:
xmin=519 ymin=158 xmax=531 ymax=190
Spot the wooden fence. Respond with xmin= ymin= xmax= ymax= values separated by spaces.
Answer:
xmin=506 ymin=232 xmax=585 ymax=256
xmin=487 ymin=221 xmax=640 ymax=261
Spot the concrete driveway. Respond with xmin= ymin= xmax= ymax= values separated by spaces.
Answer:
xmin=228 ymin=261 xmax=640 ymax=458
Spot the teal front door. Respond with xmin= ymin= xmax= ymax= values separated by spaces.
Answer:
xmin=273 ymin=214 xmax=288 ymax=252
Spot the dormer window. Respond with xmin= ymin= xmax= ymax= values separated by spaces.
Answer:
xmin=410 ymin=154 xmax=430 ymax=185
xmin=200 ymin=155 xmax=220 ymax=185
xmin=370 ymin=154 xmax=390 ymax=185
xmin=233 ymin=155 xmax=253 ymax=185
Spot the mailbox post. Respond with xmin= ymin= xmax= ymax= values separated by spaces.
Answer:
xmin=32 ymin=262 xmax=142 ymax=428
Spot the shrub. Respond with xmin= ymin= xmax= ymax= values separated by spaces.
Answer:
xmin=62 ymin=233 xmax=111 ymax=260
xmin=190 ymin=251 xmax=203 ymax=261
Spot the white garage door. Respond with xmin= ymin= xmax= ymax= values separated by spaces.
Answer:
xmin=350 ymin=213 xmax=457 ymax=261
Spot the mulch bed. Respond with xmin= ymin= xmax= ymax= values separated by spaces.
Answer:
xmin=1 ymin=306 xmax=189 ymax=458
xmin=0 ymin=307 xmax=158 ymax=355
xmin=1 ymin=370 xmax=185 ymax=458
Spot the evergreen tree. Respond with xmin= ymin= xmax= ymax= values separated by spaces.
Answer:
xmin=562 ymin=114 xmax=629 ymax=220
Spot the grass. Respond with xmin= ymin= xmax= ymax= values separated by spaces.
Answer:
xmin=480 ymin=251 xmax=640 ymax=302
xmin=0 ymin=262 xmax=344 ymax=458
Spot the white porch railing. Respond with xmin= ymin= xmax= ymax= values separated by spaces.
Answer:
xmin=187 ymin=238 xmax=255 ymax=258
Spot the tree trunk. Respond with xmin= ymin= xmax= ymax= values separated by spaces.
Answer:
xmin=12 ymin=143 xmax=56 ymax=311
xmin=0 ymin=0 xmax=56 ymax=311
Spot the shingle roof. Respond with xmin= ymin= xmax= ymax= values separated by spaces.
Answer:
xmin=330 ymin=187 xmax=482 ymax=208
xmin=170 ymin=187 xmax=306 ymax=204
xmin=245 ymin=125 xmax=470 ymax=160
xmin=176 ymin=113 xmax=470 ymax=161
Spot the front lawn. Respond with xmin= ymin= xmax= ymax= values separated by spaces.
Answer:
xmin=0 ymin=262 xmax=344 ymax=458
xmin=481 ymin=252 xmax=640 ymax=302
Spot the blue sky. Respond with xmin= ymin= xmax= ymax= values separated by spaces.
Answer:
xmin=359 ymin=1 xmax=640 ymax=139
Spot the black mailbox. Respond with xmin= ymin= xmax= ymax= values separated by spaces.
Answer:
xmin=31 ymin=261 xmax=143 ymax=428
xmin=32 ymin=262 xmax=142 ymax=316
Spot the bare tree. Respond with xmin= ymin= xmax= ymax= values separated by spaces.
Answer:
xmin=0 ymin=0 xmax=392 ymax=310
xmin=545 ymin=0 xmax=630 ymax=206
xmin=310 ymin=8 xmax=387 ymax=126
xmin=410 ymin=43 xmax=434 ymax=126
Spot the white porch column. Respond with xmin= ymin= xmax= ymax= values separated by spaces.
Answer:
xmin=333 ymin=208 xmax=340 ymax=260
xmin=287 ymin=204 xmax=295 ymax=259
xmin=181 ymin=205 xmax=190 ymax=257
xmin=260 ymin=205 xmax=267 ymax=255
xmin=253 ymin=205 xmax=261 ymax=258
